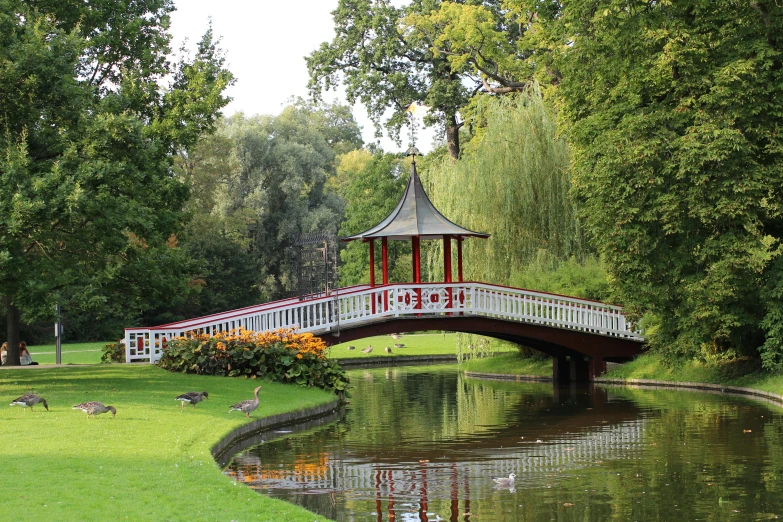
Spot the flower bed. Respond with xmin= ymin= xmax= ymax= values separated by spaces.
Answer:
xmin=158 ymin=328 xmax=349 ymax=395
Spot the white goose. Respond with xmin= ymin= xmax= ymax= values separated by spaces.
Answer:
xmin=492 ymin=473 xmax=516 ymax=486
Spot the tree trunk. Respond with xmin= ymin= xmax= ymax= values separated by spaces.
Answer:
xmin=4 ymin=295 xmax=21 ymax=366
xmin=446 ymin=115 xmax=461 ymax=159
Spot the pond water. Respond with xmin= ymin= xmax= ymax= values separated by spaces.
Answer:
xmin=224 ymin=365 xmax=783 ymax=521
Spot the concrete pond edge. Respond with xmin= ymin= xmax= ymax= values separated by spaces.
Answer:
xmin=595 ymin=377 xmax=783 ymax=407
xmin=464 ymin=371 xmax=552 ymax=382
xmin=463 ymin=371 xmax=783 ymax=409
xmin=212 ymin=399 xmax=342 ymax=465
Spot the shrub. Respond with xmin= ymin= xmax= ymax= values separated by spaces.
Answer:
xmin=101 ymin=341 xmax=126 ymax=363
xmin=158 ymin=328 xmax=349 ymax=396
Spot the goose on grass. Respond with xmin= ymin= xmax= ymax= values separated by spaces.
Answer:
xmin=175 ymin=391 xmax=208 ymax=410
xmin=73 ymin=402 xmax=117 ymax=419
xmin=229 ymin=386 xmax=262 ymax=418
xmin=10 ymin=394 xmax=48 ymax=412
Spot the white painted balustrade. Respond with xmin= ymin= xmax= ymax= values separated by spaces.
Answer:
xmin=124 ymin=282 xmax=643 ymax=363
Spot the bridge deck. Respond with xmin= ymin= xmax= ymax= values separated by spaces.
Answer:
xmin=125 ymin=282 xmax=644 ymax=372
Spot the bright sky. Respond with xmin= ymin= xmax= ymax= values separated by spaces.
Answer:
xmin=169 ymin=0 xmax=435 ymax=153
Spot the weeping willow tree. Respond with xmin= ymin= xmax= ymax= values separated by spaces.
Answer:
xmin=422 ymin=87 xmax=592 ymax=358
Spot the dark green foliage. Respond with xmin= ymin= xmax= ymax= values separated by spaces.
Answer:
xmin=0 ymin=0 xmax=233 ymax=363
xmin=555 ymin=0 xmax=783 ymax=363
xmin=158 ymin=337 xmax=350 ymax=396
xmin=510 ymin=254 xmax=611 ymax=303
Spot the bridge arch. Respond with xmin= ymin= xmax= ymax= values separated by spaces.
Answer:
xmin=320 ymin=315 xmax=643 ymax=382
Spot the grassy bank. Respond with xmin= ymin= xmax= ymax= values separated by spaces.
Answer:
xmin=328 ymin=332 xmax=516 ymax=359
xmin=461 ymin=352 xmax=552 ymax=377
xmin=0 ymin=365 xmax=334 ymax=521
xmin=26 ymin=341 xmax=106 ymax=365
xmin=603 ymin=352 xmax=783 ymax=393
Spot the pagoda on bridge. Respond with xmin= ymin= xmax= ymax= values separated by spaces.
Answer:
xmin=343 ymin=147 xmax=489 ymax=286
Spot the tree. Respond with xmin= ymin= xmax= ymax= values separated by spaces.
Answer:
xmin=308 ymin=0 xmax=540 ymax=159
xmin=554 ymin=0 xmax=783 ymax=363
xmin=337 ymin=151 xmax=411 ymax=285
xmin=424 ymin=89 xmax=585 ymax=285
xmin=178 ymin=101 xmax=363 ymax=303
xmin=0 ymin=0 xmax=233 ymax=364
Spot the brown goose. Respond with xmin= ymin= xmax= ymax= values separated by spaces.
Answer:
xmin=10 ymin=394 xmax=48 ymax=412
xmin=229 ymin=386 xmax=262 ymax=418
xmin=362 ymin=345 xmax=373 ymax=354
xmin=385 ymin=346 xmax=392 ymax=354
xmin=175 ymin=391 xmax=208 ymax=410
xmin=73 ymin=402 xmax=117 ymax=419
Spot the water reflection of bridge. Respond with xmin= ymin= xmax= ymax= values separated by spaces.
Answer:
xmin=227 ymin=419 xmax=646 ymax=516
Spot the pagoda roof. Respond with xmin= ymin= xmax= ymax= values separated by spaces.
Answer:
xmin=344 ymin=159 xmax=490 ymax=242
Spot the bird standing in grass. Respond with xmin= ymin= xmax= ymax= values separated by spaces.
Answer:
xmin=385 ymin=346 xmax=392 ymax=354
xmin=362 ymin=345 xmax=373 ymax=354
xmin=73 ymin=402 xmax=117 ymax=419
xmin=229 ymin=386 xmax=262 ymax=418
xmin=175 ymin=391 xmax=208 ymax=410
xmin=10 ymin=394 xmax=48 ymax=412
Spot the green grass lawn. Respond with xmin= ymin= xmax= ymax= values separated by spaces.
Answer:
xmin=604 ymin=352 xmax=783 ymax=395
xmin=327 ymin=332 xmax=516 ymax=359
xmin=27 ymin=341 xmax=106 ymax=365
xmin=461 ymin=352 xmax=553 ymax=376
xmin=0 ymin=365 xmax=335 ymax=521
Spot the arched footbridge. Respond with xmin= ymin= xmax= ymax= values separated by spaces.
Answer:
xmin=124 ymin=282 xmax=644 ymax=382
xmin=124 ymin=282 xmax=644 ymax=381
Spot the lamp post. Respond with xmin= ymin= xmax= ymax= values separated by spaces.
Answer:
xmin=55 ymin=304 xmax=62 ymax=365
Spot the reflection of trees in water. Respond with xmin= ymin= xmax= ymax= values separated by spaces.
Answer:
xmin=225 ymin=371 xmax=783 ymax=521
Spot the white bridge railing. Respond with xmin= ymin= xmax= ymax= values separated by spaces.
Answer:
xmin=124 ymin=282 xmax=643 ymax=363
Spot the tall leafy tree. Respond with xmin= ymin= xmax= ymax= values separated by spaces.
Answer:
xmin=308 ymin=0 xmax=538 ymax=159
xmin=179 ymin=101 xmax=363 ymax=304
xmin=554 ymin=0 xmax=783 ymax=363
xmin=0 ymin=0 xmax=233 ymax=364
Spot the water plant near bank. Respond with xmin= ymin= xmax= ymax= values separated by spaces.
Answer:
xmin=158 ymin=328 xmax=350 ymax=395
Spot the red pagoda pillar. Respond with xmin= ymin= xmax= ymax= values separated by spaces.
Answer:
xmin=412 ymin=236 xmax=421 ymax=283
xmin=381 ymin=237 xmax=389 ymax=284
xmin=382 ymin=237 xmax=389 ymax=311
xmin=368 ymin=238 xmax=376 ymax=287
xmin=368 ymin=239 xmax=376 ymax=314
xmin=412 ymin=236 xmax=421 ymax=311
xmin=457 ymin=237 xmax=464 ymax=282
xmin=443 ymin=235 xmax=452 ymax=283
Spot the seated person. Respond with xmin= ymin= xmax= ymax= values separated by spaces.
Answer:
xmin=19 ymin=341 xmax=38 ymax=366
